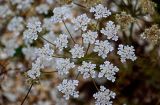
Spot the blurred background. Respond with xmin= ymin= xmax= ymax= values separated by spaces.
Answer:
xmin=0 ymin=0 xmax=160 ymax=105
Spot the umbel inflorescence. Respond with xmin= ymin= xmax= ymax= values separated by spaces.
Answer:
xmin=0 ymin=2 xmax=138 ymax=105
xmin=22 ymin=3 xmax=137 ymax=105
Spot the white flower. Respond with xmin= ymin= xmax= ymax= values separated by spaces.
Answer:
xmin=35 ymin=43 xmax=54 ymax=61
xmin=90 ymin=4 xmax=111 ymax=19
xmin=54 ymin=34 xmax=68 ymax=51
xmin=7 ymin=16 xmax=24 ymax=32
xmin=93 ymin=86 xmax=116 ymax=105
xmin=36 ymin=4 xmax=49 ymax=14
xmin=23 ymin=20 xmax=42 ymax=44
xmin=101 ymin=21 xmax=120 ymax=41
xmin=10 ymin=0 xmax=33 ymax=11
xmin=27 ymin=69 xmax=40 ymax=80
xmin=3 ymin=38 xmax=19 ymax=57
xmin=27 ymin=59 xmax=41 ymax=79
xmin=51 ymin=6 xmax=72 ymax=23
xmin=93 ymin=40 xmax=114 ymax=59
xmin=78 ymin=61 xmax=96 ymax=79
xmin=82 ymin=30 xmax=98 ymax=44
xmin=23 ymin=29 xmax=38 ymax=44
xmin=72 ymin=14 xmax=91 ymax=31
xmin=99 ymin=61 xmax=119 ymax=82
xmin=117 ymin=44 xmax=137 ymax=63
xmin=0 ymin=5 xmax=12 ymax=18
xmin=57 ymin=79 xmax=79 ymax=100
xmin=70 ymin=44 xmax=85 ymax=58
xmin=56 ymin=58 xmax=75 ymax=75
xmin=27 ymin=21 xmax=42 ymax=33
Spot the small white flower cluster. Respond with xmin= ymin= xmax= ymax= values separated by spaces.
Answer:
xmin=78 ymin=61 xmax=96 ymax=79
xmin=27 ymin=21 xmax=42 ymax=33
xmin=93 ymin=40 xmax=114 ymax=59
xmin=7 ymin=16 xmax=24 ymax=35
xmin=27 ymin=44 xmax=54 ymax=79
xmin=57 ymin=79 xmax=79 ymax=100
xmin=90 ymin=4 xmax=111 ymax=19
xmin=70 ymin=44 xmax=85 ymax=58
xmin=51 ymin=6 xmax=72 ymax=23
xmin=23 ymin=20 xmax=42 ymax=44
xmin=0 ymin=5 xmax=12 ymax=18
xmin=93 ymin=86 xmax=116 ymax=105
xmin=54 ymin=34 xmax=68 ymax=51
xmin=72 ymin=14 xmax=91 ymax=31
xmin=3 ymin=38 xmax=19 ymax=57
xmin=56 ymin=58 xmax=75 ymax=75
xmin=10 ymin=0 xmax=33 ymax=11
xmin=101 ymin=21 xmax=120 ymax=41
xmin=27 ymin=59 xmax=41 ymax=79
xmin=82 ymin=30 xmax=98 ymax=44
xmin=35 ymin=43 xmax=54 ymax=61
xmin=117 ymin=44 xmax=137 ymax=63
xmin=36 ymin=4 xmax=49 ymax=15
xmin=99 ymin=61 xmax=119 ymax=82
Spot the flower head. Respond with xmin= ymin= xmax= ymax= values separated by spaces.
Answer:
xmin=57 ymin=79 xmax=79 ymax=100
xmin=99 ymin=61 xmax=119 ymax=82
xmin=78 ymin=61 xmax=96 ymax=79
xmin=90 ymin=4 xmax=111 ymax=19
xmin=93 ymin=40 xmax=114 ymax=59
xmin=115 ymin=12 xmax=135 ymax=30
xmin=93 ymin=86 xmax=116 ymax=105
xmin=141 ymin=25 xmax=160 ymax=44
xmin=27 ymin=59 xmax=41 ymax=79
xmin=82 ymin=30 xmax=98 ymax=44
xmin=117 ymin=44 xmax=137 ymax=63
xmin=23 ymin=20 xmax=42 ymax=44
xmin=72 ymin=14 xmax=91 ymax=31
xmin=56 ymin=58 xmax=75 ymax=75
xmin=54 ymin=34 xmax=68 ymax=51
xmin=70 ymin=44 xmax=85 ymax=58
xmin=35 ymin=43 xmax=54 ymax=61
xmin=51 ymin=6 xmax=72 ymax=23
xmin=27 ymin=21 xmax=42 ymax=33
xmin=7 ymin=16 xmax=24 ymax=33
xmin=36 ymin=4 xmax=49 ymax=14
xmin=100 ymin=21 xmax=120 ymax=41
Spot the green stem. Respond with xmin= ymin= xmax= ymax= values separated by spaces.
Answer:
xmin=62 ymin=20 xmax=76 ymax=44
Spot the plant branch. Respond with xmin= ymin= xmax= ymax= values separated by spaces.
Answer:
xmin=20 ymin=83 xmax=33 ymax=105
xmin=39 ymin=36 xmax=56 ymax=46
xmin=91 ymin=78 xmax=99 ymax=91
xmin=85 ymin=43 xmax=90 ymax=55
xmin=76 ymin=72 xmax=80 ymax=79
xmin=62 ymin=20 xmax=76 ymax=44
